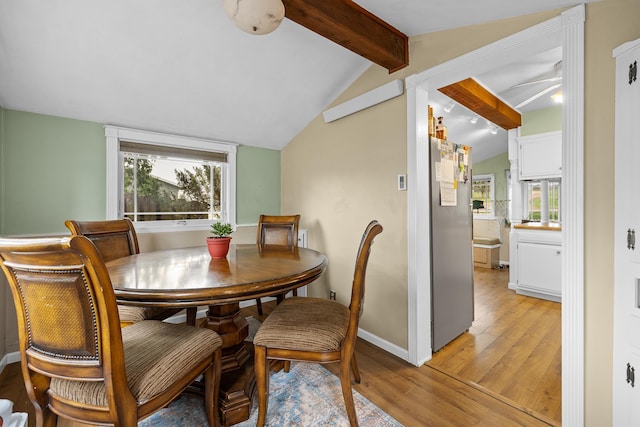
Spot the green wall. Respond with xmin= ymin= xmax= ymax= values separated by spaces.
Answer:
xmin=0 ymin=109 xmax=281 ymax=235
xmin=1 ymin=109 xmax=105 ymax=234
xmin=473 ymin=152 xmax=510 ymax=204
xmin=521 ymin=105 xmax=562 ymax=136
xmin=236 ymin=145 xmax=280 ymax=224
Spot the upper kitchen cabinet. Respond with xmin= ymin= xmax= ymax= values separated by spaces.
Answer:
xmin=518 ymin=130 xmax=562 ymax=180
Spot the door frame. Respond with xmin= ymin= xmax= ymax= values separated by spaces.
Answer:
xmin=405 ymin=5 xmax=584 ymax=425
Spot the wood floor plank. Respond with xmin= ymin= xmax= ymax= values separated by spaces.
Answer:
xmin=477 ymin=299 xmax=558 ymax=392
xmin=498 ymin=314 xmax=561 ymax=405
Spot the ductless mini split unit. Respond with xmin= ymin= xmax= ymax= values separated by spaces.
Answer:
xmin=322 ymin=79 xmax=404 ymax=123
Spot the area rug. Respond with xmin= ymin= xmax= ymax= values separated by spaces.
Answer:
xmin=140 ymin=319 xmax=402 ymax=426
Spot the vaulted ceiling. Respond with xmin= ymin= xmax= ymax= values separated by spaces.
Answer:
xmin=0 ymin=1 xmax=596 ymax=155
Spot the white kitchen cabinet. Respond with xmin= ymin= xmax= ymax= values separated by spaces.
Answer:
xmin=518 ymin=130 xmax=562 ymax=180
xmin=513 ymin=229 xmax=562 ymax=301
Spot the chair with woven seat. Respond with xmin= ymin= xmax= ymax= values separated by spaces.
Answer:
xmin=65 ymin=218 xmax=183 ymax=327
xmin=0 ymin=235 xmax=223 ymax=427
xmin=254 ymin=214 xmax=300 ymax=315
xmin=253 ymin=220 xmax=383 ymax=427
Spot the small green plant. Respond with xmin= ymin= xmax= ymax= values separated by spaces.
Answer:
xmin=210 ymin=222 xmax=233 ymax=238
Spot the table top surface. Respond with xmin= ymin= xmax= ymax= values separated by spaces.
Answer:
xmin=106 ymin=244 xmax=328 ymax=307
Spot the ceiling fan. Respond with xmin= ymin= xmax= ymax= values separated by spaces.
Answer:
xmin=512 ymin=60 xmax=563 ymax=88
xmin=510 ymin=60 xmax=563 ymax=109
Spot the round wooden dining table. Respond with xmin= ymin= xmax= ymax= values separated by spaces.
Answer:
xmin=106 ymin=243 xmax=328 ymax=426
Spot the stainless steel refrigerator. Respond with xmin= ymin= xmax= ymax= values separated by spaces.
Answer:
xmin=429 ymin=136 xmax=474 ymax=352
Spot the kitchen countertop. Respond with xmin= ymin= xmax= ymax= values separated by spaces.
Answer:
xmin=513 ymin=222 xmax=562 ymax=231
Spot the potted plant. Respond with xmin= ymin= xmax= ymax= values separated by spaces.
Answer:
xmin=207 ymin=222 xmax=233 ymax=259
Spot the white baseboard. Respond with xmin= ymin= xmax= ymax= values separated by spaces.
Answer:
xmin=0 ymin=351 xmax=21 ymax=375
xmin=357 ymin=328 xmax=409 ymax=362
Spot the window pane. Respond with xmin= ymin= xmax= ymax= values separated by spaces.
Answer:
xmin=472 ymin=178 xmax=492 ymax=215
xmin=527 ymin=181 xmax=542 ymax=221
xmin=122 ymin=153 xmax=222 ymax=222
xmin=549 ymin=179 xmax=561 ymax=222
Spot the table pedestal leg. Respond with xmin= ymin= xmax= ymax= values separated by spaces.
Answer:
xmin=202 ymin=303 xmax=255 ymax=427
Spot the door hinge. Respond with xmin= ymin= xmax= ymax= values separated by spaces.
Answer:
xmin=629 ymin=60 xmax=637 ymax=85
xmin=628 ymin=363 xmax=636 ymax=387
xmin=628 ymin=228 xmax=636 ymax=250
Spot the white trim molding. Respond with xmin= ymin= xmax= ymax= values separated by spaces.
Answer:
xmin=560 ymin=5 xmax=585 ymax=426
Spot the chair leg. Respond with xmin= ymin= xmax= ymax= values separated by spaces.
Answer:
xmin=340 ymin=360 xmax=359 ymax=427
xmin=351 ymin=353 xmax=361 ymax=384
xmin=186 ymin=307 xmax=197 ymax=326
xmin=256 ymin=298 xmax=264 ymax=315
xmin=283 ymin=360 xmax=291 ymax=373
xmin=254 ymin=345 xmax=269 ymax=427
xmin=292 ymin=289 xmax=298 ymax=297
xmin=205 ymin=347 xmax=222 ymax=427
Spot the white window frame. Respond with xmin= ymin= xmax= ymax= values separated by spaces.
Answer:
xmin=105 ymin=125 xmax=237 ymax=233
xmin=472 ymin=174 xmax=495 ymax=219
xmin=524 ymin=178 xmax=561 ymax=223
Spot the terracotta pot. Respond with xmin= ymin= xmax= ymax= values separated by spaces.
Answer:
xmin=206 ymin=237 xmax=232 ymax=259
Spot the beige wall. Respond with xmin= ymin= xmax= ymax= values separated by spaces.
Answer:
xmin=282 ymin=0 xmax=640 ymax=424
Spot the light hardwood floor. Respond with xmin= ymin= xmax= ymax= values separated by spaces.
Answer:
xmin=0 ymin=266 xmax=560 ymax=426
xmin=425 ymin=267 xmax=561 ymax=424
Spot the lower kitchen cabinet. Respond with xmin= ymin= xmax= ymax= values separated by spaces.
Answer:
xmin=511 ymin=228 xmax=562 ymax=302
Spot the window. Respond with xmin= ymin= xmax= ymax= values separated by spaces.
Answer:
xmin=525 ymin=181 xmax=543 ymax=221
xmin=548 ymin=179 xmax=561 ymax=221
xmin=525 ymin=178 xmax=561 ymax=223
xmin=106 ymin=126 xmax=237 ymax=232
xmin=472 ymin=174 xmax=495 ymax=219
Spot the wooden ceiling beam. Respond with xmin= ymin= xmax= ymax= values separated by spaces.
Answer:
xmin=282 ymin=0 xmax=408 ymax=73
xmin=438 ymin=78 xmax=522 ymax=130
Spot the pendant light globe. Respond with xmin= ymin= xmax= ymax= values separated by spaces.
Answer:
xmin=223 ymin=0 xmax=285 ymax=35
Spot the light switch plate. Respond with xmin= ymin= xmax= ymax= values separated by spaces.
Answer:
xmin=398 ymin=174 xmax=407 ymax=191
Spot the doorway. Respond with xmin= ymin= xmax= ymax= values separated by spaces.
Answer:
xmin=405 ymin=6 xmax=585 ymax=424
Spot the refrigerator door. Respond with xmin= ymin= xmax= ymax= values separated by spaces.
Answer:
xmin=430 ymin=137 xmax=475 ymax=352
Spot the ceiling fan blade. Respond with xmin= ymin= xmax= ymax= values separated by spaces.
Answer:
xmin=512 ymin=76 xmax=563 ymax=88
xmin=514 ymin=83 xmax=562 ymax=109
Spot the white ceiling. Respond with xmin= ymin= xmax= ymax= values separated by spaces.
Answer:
xmin=0 ymin=0 xmax=594 ymax=157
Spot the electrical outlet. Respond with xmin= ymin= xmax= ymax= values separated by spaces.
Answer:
xmin=329 ymin=290 xmax=336 ymax=300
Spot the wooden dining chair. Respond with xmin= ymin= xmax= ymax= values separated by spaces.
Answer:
xmin=254 ymin=214 xmax=300 ymax=315
xmin=65 ymin=218 xmax=183 ymax=327
xmin=0 ymin=235 xmax=223 ymax=427
xmin=253 ymin=220 xmax=383 ymax=427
